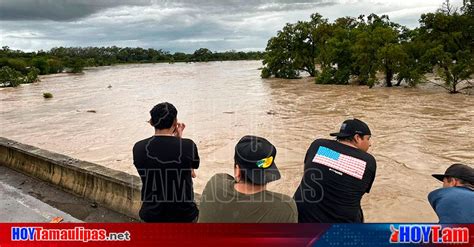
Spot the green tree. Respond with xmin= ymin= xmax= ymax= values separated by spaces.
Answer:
xmin=351 ymin=14 xmax=403 ymax=87
xmin=24 ymin=67 xmax=40 ymax=84
xmin=31 ymin=57 xmax=50 ymax=74
xmin=0 ymin=66 xmax=23 ymax=87
xmin=261 ymin=23 xmax=301 ymax=79
xmin=192 ymin=48 xmax=213 ymax=62
xmin=418 ymin=1 xmax=474 ymax=93
xmin=262 ymin=13 xmax=327 ymax=79
xmin=396 ymin=29 xmax=430 ymax=86
xmin=47 ymin=59 xmax=64 ymax=73
xmin=6 ymin=58 xmax=28 ymax=74
xmin=315 ymin=17 xmax=357 ymax=84
xmin=67 ymin=58 xmax=85 ymax=73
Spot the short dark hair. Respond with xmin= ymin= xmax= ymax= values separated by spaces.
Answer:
xmin=234 ymin=163 xmax=254 ymax=184
xmin=336 ymin=133 xmax=369 ymax=142
xmin=446 ymin=177 xmax=474 ymax=188
xmin=149 ymin=102 xmax=177 ymax=130
xmin=336 ymin=135 xmax=355 ymax=142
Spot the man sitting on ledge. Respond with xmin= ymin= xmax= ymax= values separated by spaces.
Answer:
xmin=429 ymin=163 xmax=474 ymax=223
xmin=198 ymin=135 xmax=298 ymax=223
xmin=133 ymin=102 xmax=200 ymax=222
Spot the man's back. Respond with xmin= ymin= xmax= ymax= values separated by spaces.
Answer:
xmin=198 ymin=173 xmax=298 ymax=223
xmin=133 ymin=136 xmax=199 ymax=222
xmin=294 ymin=139 xmax=376 ymax=223
xmin=428 ymin=186 xmax=474 ymax=223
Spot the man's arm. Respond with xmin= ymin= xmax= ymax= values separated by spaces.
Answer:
xmin=191 ymin=141 xmax=200 ymax=169
xmin=365 ymin=158 xmax=377 ymax=193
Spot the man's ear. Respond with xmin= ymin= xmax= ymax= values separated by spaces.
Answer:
xmin=149 ymin=119 xmax=154 ymax=127
xmin=354 ymin=134 xmax=362 ymax=143
xmin=453 ymin=178 xmax=463 ymax=187
xmin=234 ymin=164 xmax=241 ymax=182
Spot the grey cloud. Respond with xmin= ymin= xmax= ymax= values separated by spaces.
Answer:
xmin=0 ymin=0 xmax=153 ymax=21
xmin=0 ymin=0 xmax=337 ymax=21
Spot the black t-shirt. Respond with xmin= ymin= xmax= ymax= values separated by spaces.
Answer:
xmin=133 ymin=136 xmax=199 ymax=222
xmin=293 ymin=139 xmax=376 ymax=223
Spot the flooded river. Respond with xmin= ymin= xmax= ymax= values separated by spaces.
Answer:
xmin=1 ymin=61 xmax=473 ymax=222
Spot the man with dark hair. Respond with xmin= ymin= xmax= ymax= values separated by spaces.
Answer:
xmin=294 ymin=118 xmax=377 ymax=223
xmin=198 ymin=135 xmax=298 ymax=223
xmin=133 ymin=102 xmax=199 ymax=222
xmin=428 ymin=163 xmax=474 ymax=223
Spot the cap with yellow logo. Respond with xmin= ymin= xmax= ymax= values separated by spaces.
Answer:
xmin=234 ymin=135 xmax=281 ymax=185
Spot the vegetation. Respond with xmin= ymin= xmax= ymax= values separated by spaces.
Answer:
xmin=0 ymin=66 xmax=39 ymax=87
xmin=43 ymin=92 xmax=53 ymax=99
xmin=261 ymin=0 xmax=473 ymax=93
xmin=0 ymin=46 xmax=264 ymax=87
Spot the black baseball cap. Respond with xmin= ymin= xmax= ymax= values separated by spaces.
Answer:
xmin=234 ymin=135 xmax=281 ymax=185
xmin=330 ymin=118 xmax=372 ymax=138
xmin=432 ymin=163 xmax=474 ymax=183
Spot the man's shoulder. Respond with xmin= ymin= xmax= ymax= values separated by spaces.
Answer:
xmin=202 ymin=174 xmax=235 ymax=197
xmin=429 ymin=186 xmax=474 ymax=206
xmin=317 ymin=139 xmax=375 ymax=160
xmin=264 ymin=190 xmax=297 ymax=209
xmin=312 ymin=138 xmax=335 ymax=146
xmin=133 ymin=137 xmax=153 ymax=150
xmin=208 ymin=173 xmax=234 ymax=183
xmin=181 ymin=138 xmax=197 ymax=146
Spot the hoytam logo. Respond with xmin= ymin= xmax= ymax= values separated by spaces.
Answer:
xmin=11 ymin=227 xmax=131 ymax=242
xmin=390 ymin=225 xmax=469 ymax=244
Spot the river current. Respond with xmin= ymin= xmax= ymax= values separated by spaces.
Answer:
xmin=1 ymin=61 xmax=473 ymax=222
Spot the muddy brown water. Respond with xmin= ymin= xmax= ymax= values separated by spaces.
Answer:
xmin=1 ymin=61 xmax=473 ymax=222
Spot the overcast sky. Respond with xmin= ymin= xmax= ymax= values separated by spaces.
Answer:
xmin=0 ymin=0 xmax=464 ymax=53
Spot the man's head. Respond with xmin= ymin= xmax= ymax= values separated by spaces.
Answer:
xmin=330 ymin=118 xmax=372 ymax=152
xmin=149 ymin=102 xmax=177 ymax=130
xmin=432 ymin=163 xmax=474 ymax=188
xmin=234 ymin=135 xmax=281 ymax=185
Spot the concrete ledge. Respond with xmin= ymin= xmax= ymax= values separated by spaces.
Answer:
xmin=0 ymin=137 xmax=142 ymax=219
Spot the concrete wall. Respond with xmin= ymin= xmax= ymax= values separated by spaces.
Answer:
xmin=0 ymin=137 xmax=142 ymax=219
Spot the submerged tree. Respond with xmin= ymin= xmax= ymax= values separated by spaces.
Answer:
xmin=262 ymin=13 xmax=326 ymax=79
xmin=418 ymin=0 xmax=474 ymax=93
xmin=351 ymin=14 xmax=406 ymax=87
xmin=0 ymin=66 xmax=23 ymax=87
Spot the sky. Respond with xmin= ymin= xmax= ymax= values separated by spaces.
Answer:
xmin=0 ymin=0 xmax=465 ymax=53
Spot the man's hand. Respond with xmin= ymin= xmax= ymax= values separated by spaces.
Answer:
xmin=174 ymin=122 xmax=186 ymax=138
xmin=191 ymin=169 xmax=197 ymax=178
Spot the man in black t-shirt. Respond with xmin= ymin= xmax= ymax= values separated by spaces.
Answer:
xmin=294 ymin=118 xmax=376 ymax=223
xmin=133 ymin=102 xmax=199 ymax=222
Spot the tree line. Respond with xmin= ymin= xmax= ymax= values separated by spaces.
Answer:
xmin=0 ymin=46 xmax=264 ymax=87
xmin=261 ymin=1 xmax=473 ymax=93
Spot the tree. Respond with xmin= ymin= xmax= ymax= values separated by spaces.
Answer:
xmin=192 ymin=48 xmax=213 ymax=62
xmin=315 ymin=17 xmax=357 ymax=84
xmin=262 ymin=13 xmax=327 ymax=79
xmin=418 ymin=1 xmax=474 ymax=93
xmin=6 ymin=58 xmax=28 ymax=74
xmin=391 ymin=28 xmax=432 ymax=87
xmin=376 ymin=43 xmax=406 ymax=87
xmin=351 ymin=14 xmax=404 ymax=87
xmin=24 ymin=67 xmax=40 ymax=84
xmin=31 ymin=57 xmax=50 ymax=74
xmin=0 ymin=66 xmax=23 ymax=87
xmin=47 ymin=59 xmax=64 ymax=73
xmin=261 ymin=23 xmax=301 ymax=79
xmin=67 ymin=58 xmax=85 ymax=73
